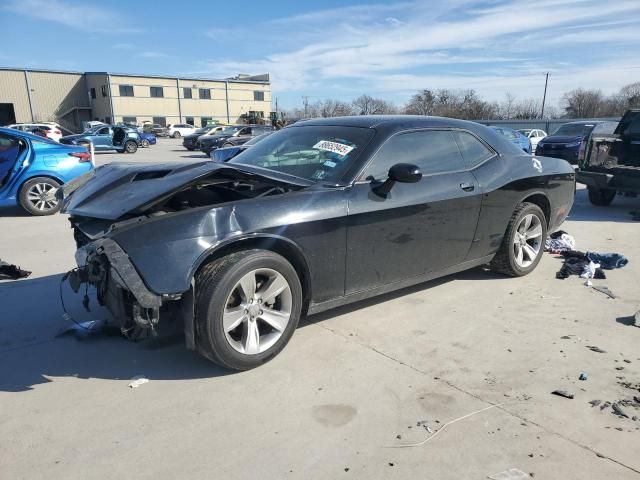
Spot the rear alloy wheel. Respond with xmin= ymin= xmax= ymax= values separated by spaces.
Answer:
xmin=195 ymin=250 xmax=302 ymax=370
xmin=223 ymin=142 xmax=234 ymax=147
xmin=141 ymin=139 xmax=150 ymax=148
xmin=172 ymin=131 xmax=181 ymax=138
xmin=19 ymin=177 xmax=61 ymax=216
xmin=587 ymin=187 xmax=616 ymax=206
xmin=491 ymin=202 xmax=547 ymax=277
xmin=124 ymin=140 xmax=138 ymax=153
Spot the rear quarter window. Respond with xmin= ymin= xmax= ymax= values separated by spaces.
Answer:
xmin=453 ymin=131 xmax=495 ymax=168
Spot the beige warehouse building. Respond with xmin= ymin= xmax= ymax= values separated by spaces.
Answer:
xmin=0 ymin=67 xmax=272 ymax=133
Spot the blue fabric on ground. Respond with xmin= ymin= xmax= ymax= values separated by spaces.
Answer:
xmin=586 ymin=252 xmax=629 ymax=269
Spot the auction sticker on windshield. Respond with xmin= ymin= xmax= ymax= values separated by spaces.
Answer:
xmin=313 ymin=140 xmax=354 ymax=157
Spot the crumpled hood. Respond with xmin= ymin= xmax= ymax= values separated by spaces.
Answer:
xmin=540 ymin=135 xmax=582 ymax=145
xmin=61 ymin=161 xmax=312 ymax=220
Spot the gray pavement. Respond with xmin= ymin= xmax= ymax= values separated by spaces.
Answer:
xmin=1 ymin=138 xmax=639 ymax=479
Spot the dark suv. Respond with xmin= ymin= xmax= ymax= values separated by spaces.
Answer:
xmin=199 ymin=125 xmax=272 ymax=155
xmin=535 ymin=121 xmax=604 ymax=165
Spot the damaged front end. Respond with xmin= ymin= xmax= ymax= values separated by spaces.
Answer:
xmin=68 ymin=237 xmax=174 ymax=340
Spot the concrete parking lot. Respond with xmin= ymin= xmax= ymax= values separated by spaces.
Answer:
xmin=1 ymin=138 xmax=639 ymax=479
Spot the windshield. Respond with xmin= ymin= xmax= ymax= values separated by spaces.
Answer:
xmin=553 ymin=123 xmax=594 ymax=136
xmin=229 ymin=125 xmax=374 ymax=183
xmin=194 ymin=127 xmax=210 ymax=134
xmin=215 ymin=126 xmax=242 ymax=136
xmin=491 ymin=127 xmax=518 ymax=140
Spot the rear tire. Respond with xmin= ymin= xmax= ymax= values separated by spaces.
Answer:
xmin=19 ymin=177 xmax=61 ymax=216
xmin=172 ymin=131 xmax=181 ymax=138
xmin=587 ymin=187 xmax=615 ymax=206
xmin=186 ymin=147 xmax=195 ymax=151
xmin=491 ymin=202 xmax=547 ymax=277
xmin=124 ymin=140 xmax=137 ymax=153
xmin=194 ymin=250 xmax=302 ymax=371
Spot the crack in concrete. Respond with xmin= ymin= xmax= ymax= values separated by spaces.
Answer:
xmin=314 ymin=322 xmax=640 ymax=476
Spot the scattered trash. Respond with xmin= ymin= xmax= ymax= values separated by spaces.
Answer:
xmin=600 ymin=401 xmax=611 ymax=411
xmin=579 ymin=373 xmax=588 ymax=381
xmin=586 ymin=252 xmax=629 ymax=270
xmin=615 ymin=366 xmax=624 ymax=371
xmin=635 ymin=311 xmax=640 ymax=327
xmin=592 ymin=285 xmax=616 ymax=299
xmin=612 ymin=403 xmax=629 ymax=418
xmin=0 ymin=259 xmax=31 ymax=280
xmin=545 ymin=231 xmax=575 ymax=253
xmin=391 ymin=403 xmax=504 ymax=448
xmin=488 ymin=468 xmax=531 ymax=479
xmin=426 ymin=426 xmax=433 ymax=434
xmin=128 ymin=376 xmax=149 ymax=388
xmin=580 ymin=261 xmax=600 ymax=280
xmin=584 ymin=279 xmax=593 ymax=287
xmin=551 ymin=389 xmax=574 ymax=399
xmin=586 ymin=346 xmax=607 ymax=353
xmin=589 ymin=400 xmax=602 ymax=407
xmin=56 ymin=316 xmax=119 ymax=339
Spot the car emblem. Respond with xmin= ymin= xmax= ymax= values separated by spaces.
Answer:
xmin=532 ymin=158 xmax=542 ymax=173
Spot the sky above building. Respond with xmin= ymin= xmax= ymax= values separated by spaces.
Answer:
xmin=2 ymin=0 xmax=639 ymax=110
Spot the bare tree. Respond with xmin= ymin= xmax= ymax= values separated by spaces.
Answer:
xmin=561 ymin=88 xmax=605 ymax=117
xmin=352 ymin=94 xmax=397 ymax=115
xmin=619 ymin=81 xmax=640 ymax=108
xmin=404 ymin=89 xmax=436 ymax=115
xmin=320 ymin=99 xmax=354 ymax=117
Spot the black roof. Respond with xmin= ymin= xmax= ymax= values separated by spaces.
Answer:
xmin=293 ymin=115 xmax=481 ymax=130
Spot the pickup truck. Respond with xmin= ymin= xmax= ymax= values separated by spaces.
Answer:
xmin=576 ymin=109 xmax=640 ymax=206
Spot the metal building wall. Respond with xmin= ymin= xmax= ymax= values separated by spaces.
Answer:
xmin=0 ymin=69 xmax=32 ymax=123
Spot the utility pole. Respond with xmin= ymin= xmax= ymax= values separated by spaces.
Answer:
xmin=302 ymin=96 xmax=309 ymax=118
xmin=540 ymin=72 xmax=549 ymax=119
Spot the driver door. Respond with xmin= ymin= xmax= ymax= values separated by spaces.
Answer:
xmin=345 ymin=129 xmax=482 ymax=294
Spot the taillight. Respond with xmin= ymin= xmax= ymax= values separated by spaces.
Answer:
xmin=578 ymin=140 xmax=586 ymax=162
xmin=69 ymin=151 xmax=92 ymax=162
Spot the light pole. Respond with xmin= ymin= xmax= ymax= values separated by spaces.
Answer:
xmin=540 ymin=72 xmax=549 ymax=119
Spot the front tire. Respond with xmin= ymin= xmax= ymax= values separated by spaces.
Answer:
xmin=19 ymin=177 xmax=61 ymax=216
xmin=195 ymin=250 xmax=303 ymax=370
xmin=491 ymin=202 xmax=547 ymax=277
xmin=123 ymin=140 xmax=138 ymax=153
xmin=587 ymin=187 xmax=615 ymax=206
xmin=186 ymin=147 xmax=195 ymax=151
xmin=223 ymin=142 xmax=234 ymax=147
xmin=141 ymin=139 xmax=150 ymax=148
xmin=172 ymin=131 xmax=181 ymax=138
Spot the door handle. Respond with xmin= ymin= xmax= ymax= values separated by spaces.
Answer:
xmin=459 ymin=182 xmax=475 ymax=192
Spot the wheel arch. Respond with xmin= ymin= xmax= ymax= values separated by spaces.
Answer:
xmin=519 ymin=192 xmax=550 ymax=226
xmin=191 ymin=234 xmax=313 ymax=314
xmin=18 ymin=173 xmax=65 ymax=195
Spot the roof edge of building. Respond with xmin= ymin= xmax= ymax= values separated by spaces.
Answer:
xmin=0 ymin=67 xmax=269 ymax=84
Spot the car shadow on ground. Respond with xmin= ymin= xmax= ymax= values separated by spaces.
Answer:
xmin=569 ymin=188 xmax=640 ymax=223
xmin=301 ymin=266 xmax=504 ymax=328
xmin=0 ymin=205 xmax=29 ymax=217
xmin=0 ymin=273 xmax=229 ymax=392
xmin=180 ymin=154 xmax=209 ymax=159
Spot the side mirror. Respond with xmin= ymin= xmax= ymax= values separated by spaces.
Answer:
xmin=373 ymin=163 xmax=422 ymax=196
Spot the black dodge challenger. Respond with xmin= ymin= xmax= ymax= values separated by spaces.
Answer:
xmin=61 ymin=116 xmax=575 ymax=370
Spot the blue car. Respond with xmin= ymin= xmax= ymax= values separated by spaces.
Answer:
xmin=138 ymin=132 xmax=157 ymax=148
xmin=490 ymin=126 xmax=532 ymax=154
xmin=60 ymin=125 xmax=140 ymax=153
xmin=210 ymin=132 xmax=272 ymax=162
xmin=535 ymin=121 xmax=603 ymax=165
xmin=0 ymin=127 xmax=93 ymax=215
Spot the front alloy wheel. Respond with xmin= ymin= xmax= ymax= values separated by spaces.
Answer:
xmin=195 ymin=249 xmax=303 ymax=370
xmin=223 ymin=269 xmax=293 ymax=355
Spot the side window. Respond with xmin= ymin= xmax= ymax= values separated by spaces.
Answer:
xmin=96 ymin=127 xmax=110 ymax=135
xmin=364 ymin=130 xmax=466 ymax=180
xmin=453 ymin=131 xmax=495 ymax=168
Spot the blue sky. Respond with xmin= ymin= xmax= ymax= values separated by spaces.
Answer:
xmin=2 ymin=0 xmax=639 ymax=109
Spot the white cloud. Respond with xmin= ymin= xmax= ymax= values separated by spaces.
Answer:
xmin=137 ymin=51 xmax=169 ymax=58
xmin=3 ymin=0 xmax=141 ymax=33
xmin=197 ymin=0 xmax=640 ymax=107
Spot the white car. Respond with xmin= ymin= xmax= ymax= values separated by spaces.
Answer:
xmin=7 ymin=122 xmax=63 ymax=142
xmin=517 ymin=129 xmax=547 ymax=151
xmin=167 ymin=123 xmax=197 ymax=138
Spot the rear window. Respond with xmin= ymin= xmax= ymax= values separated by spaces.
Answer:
xmin=592 ymin=122 xmax=617 ymax=134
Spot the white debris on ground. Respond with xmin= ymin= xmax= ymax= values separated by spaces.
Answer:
xmin=128 ymin=376 xmax=149 ymax=388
